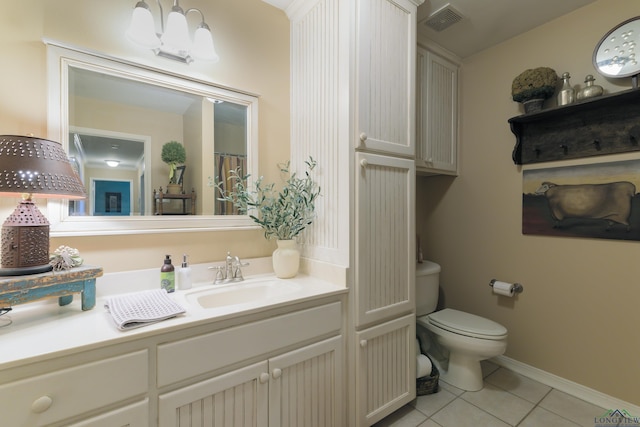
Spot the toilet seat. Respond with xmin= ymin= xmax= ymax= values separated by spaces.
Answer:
xmin=427 ymin=308 xmax=507 ymax=340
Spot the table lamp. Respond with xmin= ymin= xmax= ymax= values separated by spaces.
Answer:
xmin=0 ymin=135 xmax=86 ymax=276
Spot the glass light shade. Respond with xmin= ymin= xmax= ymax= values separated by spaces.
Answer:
xmin=105 ymin=160 xmax=120 ymax=167
xmin=126 ymin=2 xmax=161 ymax=49
xmin=192 ymin=25 xmax=219 ymax=62
xmin=161 ymin=8 xmax=191 ymax=55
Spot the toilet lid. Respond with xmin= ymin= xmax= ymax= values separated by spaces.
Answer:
xmin=428 ymin=308 xmax=507 ymax=339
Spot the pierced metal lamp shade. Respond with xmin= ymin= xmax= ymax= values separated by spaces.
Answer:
xmin=0 ymin=135 xmax=86 ymax=276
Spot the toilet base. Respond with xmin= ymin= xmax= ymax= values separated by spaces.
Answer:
xmin=417 ymin=317 xmax=507 ymax=392
xmin=438 ymin=352 xmax=484 ymax=391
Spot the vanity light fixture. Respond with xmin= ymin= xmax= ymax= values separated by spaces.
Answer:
xmin=105 ymin=160 xmax=120 ymax=168
xmin=0 ymin=136 xmax=86 ymax=276
xmin=126 ymin=0 xmax=219 ymax=64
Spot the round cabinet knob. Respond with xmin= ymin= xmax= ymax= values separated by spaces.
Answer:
xmin=360 ymin=339 xmax=367 ymax=348
xmin=360 ymin=132 xmax=368 ymax=142
xmin=259 ymin=373 xmax=270 ymax=384
xmin=272 ymin=368 xmax=282 ymax=379
xmin=31 ymin=395 xmax=53 ymax=413
xmin=360 ymin=159 xmax=368 ymax=168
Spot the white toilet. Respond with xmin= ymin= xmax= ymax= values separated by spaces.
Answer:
xmin=416 ymin=261 xmax=508 ymax=391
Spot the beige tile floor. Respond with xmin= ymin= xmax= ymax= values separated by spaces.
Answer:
xmin=374 ymin=361 xmax=610 ymax=427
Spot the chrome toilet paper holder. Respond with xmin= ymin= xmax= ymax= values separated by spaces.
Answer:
xmin=489 ymin=279 xmax=524 ymax=294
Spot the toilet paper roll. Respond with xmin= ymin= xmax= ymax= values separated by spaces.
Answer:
xmin=492 ymin=280 xmax=514 ymax=297
xmin=416 ymin=354 xmax=432 ymax=378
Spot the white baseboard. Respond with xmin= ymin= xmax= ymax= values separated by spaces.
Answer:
xmin=493 ymin=355 xmax=640 ymax=414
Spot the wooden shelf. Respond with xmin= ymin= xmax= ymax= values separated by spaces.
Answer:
xmin=0 ymin=265 xmax=103 ymax=311
xmin=508 ymin=88 xmax=640 ymax=165
xmin=153 ymin=188 xmax=196 ymax=215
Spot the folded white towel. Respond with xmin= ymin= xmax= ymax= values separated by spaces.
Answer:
xmin=105 ymin=289 xmax=186 ymax=330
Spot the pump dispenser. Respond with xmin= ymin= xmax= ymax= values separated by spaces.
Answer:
xmin=178 ymin=254 xmax=192 ymax=290
xmin=161 ymin=255 xmax=175 ymax=293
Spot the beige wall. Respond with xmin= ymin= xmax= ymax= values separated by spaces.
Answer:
xmin=0 ymin=0 xmax=290 ymax=271
xmin=417 ymin=0 xmax=639 ymax=405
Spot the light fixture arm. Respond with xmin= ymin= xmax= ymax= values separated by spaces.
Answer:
xmin=147 ymin=0 xmax=178 ymax=35
xmin=155 ymin=0 xmax=165 ymax=33
xmin=185 ymin=7 xmax=207 ymax=26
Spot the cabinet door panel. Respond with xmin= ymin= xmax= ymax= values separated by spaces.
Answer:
xmin=355 ymin=153 xmax=415 ymax=326
xmin=357 ymin=0 xmax=418 ymax=156
xmin=416 ymin=47 xmax=458 ymax=174
xmin=158 ymin=362 xmax=268 ymax=427
xmin=269 ymin=336 xmax=343 ymax=427
xmin=356 ymin=315 xmax=415 ymax=426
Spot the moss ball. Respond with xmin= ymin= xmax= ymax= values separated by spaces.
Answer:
xmin=511 ymin=67 xmax=558 ymax=102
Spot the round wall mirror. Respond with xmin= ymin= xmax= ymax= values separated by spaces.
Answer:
xmin=593 ymin=16 xmax=640 ymax=85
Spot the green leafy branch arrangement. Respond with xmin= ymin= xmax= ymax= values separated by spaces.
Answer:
xmin=214 ymin=158 xmax=321 ymax=240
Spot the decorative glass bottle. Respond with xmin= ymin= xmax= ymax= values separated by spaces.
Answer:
xmin=576 ymin=74 xmax=604 ymax=100
xmin=557 ymin=72 xmax=575 ymax=106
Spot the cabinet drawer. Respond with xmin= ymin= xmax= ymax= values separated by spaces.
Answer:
xmin=158 ymin=302 xmax=342 ymax=387
xmin=67 ymin=399 xmax=149 ymax=427
xmin=0 ymin=350 xmax=148 ymax=426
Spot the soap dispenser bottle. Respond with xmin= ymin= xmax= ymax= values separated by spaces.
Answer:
xmin=161 ymin=254 xmax=175 ymax=293
xmin=178 ymin=254 xmax=192 ymax=290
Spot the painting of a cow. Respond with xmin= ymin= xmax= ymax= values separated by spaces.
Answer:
xmin=535 ymin=181 xmax=636 ymax=231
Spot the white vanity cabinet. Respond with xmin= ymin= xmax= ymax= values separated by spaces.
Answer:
xmin=416 ymin=45 xmax=459 ymax=175
xmin=0 ymin=350 xmax=149 ymax=426
xmin=0 ymin=283 xmax=345 ymax=427
xmin=157 ymin=302 xmax=344 ymax=426
xmin=159 ymin=336 xmax=342 ymax=427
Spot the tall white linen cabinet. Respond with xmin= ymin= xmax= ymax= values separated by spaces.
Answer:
xmin=268 ymin=0 xmax=422 ymax=425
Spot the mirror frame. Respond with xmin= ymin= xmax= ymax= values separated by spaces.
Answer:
xmin=593 ymin=16 xmax=640 ymax=81
xmin=46 ymin=40 xmax=260 ymax=236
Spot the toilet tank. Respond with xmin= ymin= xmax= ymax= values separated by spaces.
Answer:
xmin=416 ymin=260 xmax=441 ymax=316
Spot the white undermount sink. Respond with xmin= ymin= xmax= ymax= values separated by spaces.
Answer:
xmin=185 ymin=278 xmax=304 ymax=309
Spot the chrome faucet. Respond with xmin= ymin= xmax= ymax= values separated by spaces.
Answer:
xmin=225 ymin=252 xmax=234 ymax=280
xmin=233 ymin=255 xmax=249 ymax=281
xmin=209 ymin=252 xmax=249 ymax=284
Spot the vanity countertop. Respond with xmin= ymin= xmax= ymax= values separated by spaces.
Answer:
xmin=0 ymin=264 xmax=347 ymax=371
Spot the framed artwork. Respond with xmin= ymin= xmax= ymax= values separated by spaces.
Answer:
xmin=105 ymin=192 xmax=122 ymax=213
xmin=175 ymin=165 xmax=186 ymax=186
xmin=523 ymin=159 xmax=640 ymax=241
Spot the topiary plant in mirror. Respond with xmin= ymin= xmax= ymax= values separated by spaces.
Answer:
xmin=161 ymin=141 xmax=186 ymax=193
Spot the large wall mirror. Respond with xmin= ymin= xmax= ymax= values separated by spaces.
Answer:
xmin=46 ymin=42 xmax=259 ymax=235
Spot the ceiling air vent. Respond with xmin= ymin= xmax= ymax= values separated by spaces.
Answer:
xmin=422 ymin=3 xmax=463 ymax=32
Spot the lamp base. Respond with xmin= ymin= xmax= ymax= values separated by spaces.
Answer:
xmin=2 ymin=199 xmax=51 ymax=277
xmin=0 ymin=264 xmax=52 ymax=277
